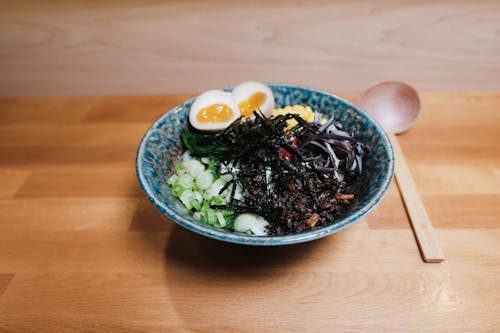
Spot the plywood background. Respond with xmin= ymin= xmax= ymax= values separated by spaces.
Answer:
xmin=0 ymin=0 xmax=499 ymax=97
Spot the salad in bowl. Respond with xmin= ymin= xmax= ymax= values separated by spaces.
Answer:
xmin=136 ymin=82 xmax=394 ymax=245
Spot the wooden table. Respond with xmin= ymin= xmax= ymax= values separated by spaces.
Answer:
xmin=0 ymin=93 xmax=498 ymax=332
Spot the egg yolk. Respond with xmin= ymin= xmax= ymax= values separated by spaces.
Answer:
xmin=238 ymin=92 xmax=266 ymax=117
xmin=196 ymin=104 xmax=235 ymax=123
xmin=271 ymin=105 xmax=316 ymax=130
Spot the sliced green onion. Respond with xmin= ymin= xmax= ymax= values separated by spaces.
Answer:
xmin=193 ymin=191 xmax=203 ymax=203
xmin=182 ymin=151 xmax=193 ymax=161
xmin=206 ymin=210 xmax=216 ymax=225
xmin=221 ymin=209 xmax=235 ymax=217
xmin=201 ymin=199 xmax=210 ymax=211
xmin=179 ymin=189 xmax=193 ymax=209
xmin=190 ymin=199 xmax=201 ymax=211
xmin=214 ymin=212 xmax=226 ymax=228
xmin=169 ymin=154 xmax=236 ymax=230
xmin=200 ymin=213 xmax=207 ymax=224
xmin=172 ymin=185 xmax=187 ymax=197
xmin=167 ymin=174 xmax=178 ymax=185
xmin=195 ymin=170 xmax=213 ymax=190
xmin=176 ymin=174 xmax=194 ymax=189
xmin=210 ymin=195 xmax=227 ymax=205
xmin=183 ymin=159 xmax=205 ymax=177
xmin=204 ymin=178 xmax=227 ymax=199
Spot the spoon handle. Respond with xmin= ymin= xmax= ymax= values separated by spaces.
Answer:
xmin=389 ymin=134 xmax=445 ymax=263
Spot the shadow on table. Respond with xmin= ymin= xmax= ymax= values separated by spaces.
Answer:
xmin=131 ymin=195 xmax=342 ymax=329
xmin=163 ymin=224 xmax=327 ymax=278
xmin=130 ymin=196 xmax=332 ymax=276
xmin=159 ymin=224 xmax=336 ymax=329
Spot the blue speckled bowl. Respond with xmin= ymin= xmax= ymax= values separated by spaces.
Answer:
xmin=136 ymin=84 xmax=394 ymax=245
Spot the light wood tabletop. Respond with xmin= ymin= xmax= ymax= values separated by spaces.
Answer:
xmin=0 ymin=93 xmax=498 ymax=332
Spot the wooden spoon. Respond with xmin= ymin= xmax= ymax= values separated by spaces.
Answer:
xmin=359 ymin=81 xmax=444 ymax=263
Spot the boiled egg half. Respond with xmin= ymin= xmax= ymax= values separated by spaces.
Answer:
xmin=189 ymin=89 xmax=241 ymax=131
xmin=232 ymin=81 xmax=275 ymax=118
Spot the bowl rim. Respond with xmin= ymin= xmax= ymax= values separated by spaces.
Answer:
xmin=136 ymin=83 xmax=394 ymax=245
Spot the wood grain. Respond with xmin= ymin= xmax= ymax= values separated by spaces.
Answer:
xmin=0 ymin=92 xmax=499 ymax=332
xmin=0 ymin=270 xmax=498 ymax=332
xmin=0 ymin=170 xmax=30 ymax=198
xmin=15 ymin=169 xmax=141 ymax=198
xmin=0 ymin=198 xmax=139 ymax=231
xmin=1 ymin=1 xmax=500 ymax=97
xmin=0 ymin=124 xmax=150 ymax=146
xmin=0 ymin=274 xmax=15 ymax=298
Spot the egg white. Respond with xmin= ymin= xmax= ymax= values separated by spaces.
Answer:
xmin=189 ymin=89 xmax=241 ymax=131
xmin=232 ymin=81 xmax=275 ymax=118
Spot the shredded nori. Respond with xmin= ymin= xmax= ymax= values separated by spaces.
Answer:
xmin=181 ymin=111 xmax=368 ymax=235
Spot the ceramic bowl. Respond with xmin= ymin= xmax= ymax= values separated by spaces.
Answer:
xmin=136 ymin=84 xmax=394 ymax=245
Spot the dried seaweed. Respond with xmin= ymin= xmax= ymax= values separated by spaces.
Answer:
xmin=182 ymin=111 xmax=368 ymax=235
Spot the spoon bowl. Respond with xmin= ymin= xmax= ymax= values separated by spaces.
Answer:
xmin=359 ymin=81 xmax=421 ymax=134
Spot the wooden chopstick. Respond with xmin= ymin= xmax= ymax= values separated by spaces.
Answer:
xmin=390 ymin=134 xmax=445 ymax=263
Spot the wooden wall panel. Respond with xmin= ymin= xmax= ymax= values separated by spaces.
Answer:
xmin=0 ymin=0 xmax=499 ymax=96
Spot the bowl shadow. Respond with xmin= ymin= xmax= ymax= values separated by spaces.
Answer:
xmin=163 ymin=224 xmax=328 ymax=279
xmin=132 ymin=198 xmax=342 ymax=330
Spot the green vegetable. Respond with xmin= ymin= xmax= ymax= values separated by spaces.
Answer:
xmin=206 ymin=209 xmax=216 ymax=225
xmin=172 ymin=184 xmax=187 ymax=197
xmin=195 ymin=170 xmax=213 ymax=190
xmin=183 ymin=159 xmax=204 ymax=177
xmin=179 ymin=189 xmax=193 ymax=210
xmin=181 ymin=129 xmax=229 ymax=157
xmin=168 ymin=154 xmax=237 ymax=230
xmin=214 ymin=212 xmax=226 ymax=228
xmin=204 ymin=178 xmax=227 ymax=200
xmin=190 ymin=199 xmax=201 ymax=211
xmin=177 ymin=174 xmax=194 ymax=189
